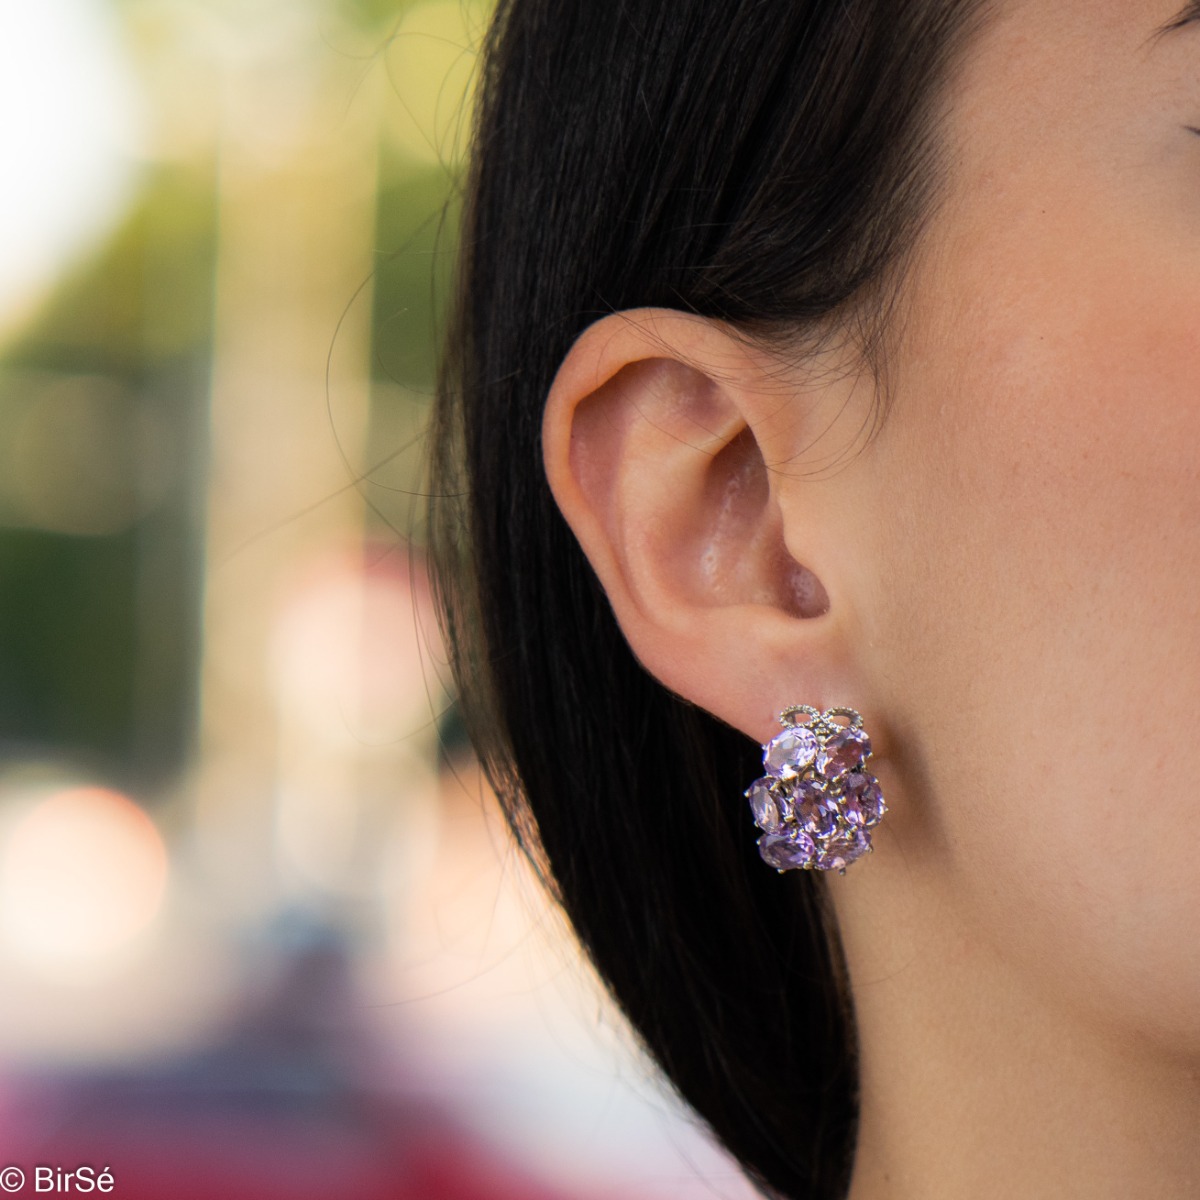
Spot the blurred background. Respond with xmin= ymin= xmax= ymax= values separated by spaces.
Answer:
xmin=0 ymin=1 xmax=758 ymax=1196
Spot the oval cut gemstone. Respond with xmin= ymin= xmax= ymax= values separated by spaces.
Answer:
xmin=793 ymin=780 xmax=837 ymax=838
xmin=816 ymin=727 xmax=871 ymax=782
xmin=763 ymin=725 xmax=818 ymax=780
xmin=758 ymin=831 xmax=816 ymax=871
xmin=815 ymin=830 xmax=871 ymax=872
xmin=745 ymin=778 xmax=784 ymax=833
xmin=840 ymin=792 xmax=865 ymax=827
xmin=845 ymin=770 xmax=886 ymax=827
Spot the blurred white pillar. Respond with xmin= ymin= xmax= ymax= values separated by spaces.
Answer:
xmin=195 ymin=0 xmax=380 ymax=915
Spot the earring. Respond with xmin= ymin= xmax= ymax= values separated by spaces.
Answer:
xmin=744 ymin=706 xmax=885 ymax=874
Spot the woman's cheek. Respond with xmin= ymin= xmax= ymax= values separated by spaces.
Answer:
xmin=850 ymin=257 xmax=1200 ymax=1043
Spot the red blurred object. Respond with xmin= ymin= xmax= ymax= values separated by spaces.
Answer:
xmin=0 ymin=1083 xmax=584 ymax=1200
xmin=0 ymin=916 xmax=607 ymax=1200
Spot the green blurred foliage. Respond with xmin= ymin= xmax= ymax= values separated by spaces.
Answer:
xmin=0 ymin=0 xmax=480 ymax=787
xmin=0 ymin=530 xmax=139 ymax=764
xmin=371 ymin=151 xmax=462 ymax=390
xmin=0 ymin=163 xmax=215 ymax=789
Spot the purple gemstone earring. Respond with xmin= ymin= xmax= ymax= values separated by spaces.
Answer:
xmin=744 ymin=705 xmax=886 ymax=874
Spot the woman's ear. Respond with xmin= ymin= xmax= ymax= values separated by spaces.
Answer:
xmin=542 ymin=308 xmax=867 ymax=746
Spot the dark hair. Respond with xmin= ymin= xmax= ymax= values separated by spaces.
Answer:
xmin=428 ymin=3 xmax=989 ymax=1196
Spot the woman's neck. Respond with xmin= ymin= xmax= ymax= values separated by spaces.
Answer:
xmin=833 ymin=867 xmax=1200 ymax=1200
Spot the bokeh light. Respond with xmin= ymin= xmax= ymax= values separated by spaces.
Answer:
xmin=0 ymin=786 xmax=168 ymax=973
xmin=269 ymin=549 xmax=442 ymax=748
xmin=0 ymin=0 xmax=142 ymax=336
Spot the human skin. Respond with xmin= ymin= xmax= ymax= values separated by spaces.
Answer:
xmin=541 ymin=0 xmax=1200 ymax=1197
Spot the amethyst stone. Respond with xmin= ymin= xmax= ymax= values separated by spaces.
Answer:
xmin=815 ymin=829 xmax=871 ymax=872
xmin=845 ymin=771 xmax=886 ymax=827
xmin=794 ymin=781 xmax=838 ymax=838
xmin=745 ymin=778 xmax=784 ymax=833
xmin=758 ymin=831 xmax=816 ymax=871
xmin=816 ymin=727 xmax=871 ymax=782
xmin=763 ymin=725 xmax=818 ymax=780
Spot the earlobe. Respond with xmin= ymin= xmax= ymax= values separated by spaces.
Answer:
xmin=541 ymin=308 xmax=852 ymax=744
